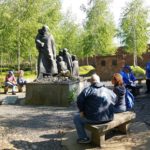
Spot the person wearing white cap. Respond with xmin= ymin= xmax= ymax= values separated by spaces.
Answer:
xmin=73 ymin=74 xmax=117 ymax=144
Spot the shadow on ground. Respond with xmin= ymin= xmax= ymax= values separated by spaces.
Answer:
xmin=11 ymin=139 xmax=62 ymax=150
xmin=0 ymin=112 xmax=74 ymax=130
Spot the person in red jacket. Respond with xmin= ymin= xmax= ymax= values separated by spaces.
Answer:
xmin=4 ymin=71 xmax=17 ymax=95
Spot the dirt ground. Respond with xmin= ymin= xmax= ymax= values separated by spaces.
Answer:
xmin=0 ymin=85 xmax=150 ymax=150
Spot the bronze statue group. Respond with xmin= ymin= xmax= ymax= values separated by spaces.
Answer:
xmin=35 ymin=25 xmax=79 ymax=80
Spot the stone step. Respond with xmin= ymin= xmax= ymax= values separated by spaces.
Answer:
xmin=0 ymin=93 xmax=25 ymax=105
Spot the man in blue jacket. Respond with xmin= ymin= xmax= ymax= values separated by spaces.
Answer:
xmin=120 ymin=65 xmax=136 ymax=85
xmin=120 ymin=65 xmax=137 ymax=96
xmin=145 ymin=62 xmax=150 ymax=93
xmin=73 ymin=74 xmax=117 ymax=144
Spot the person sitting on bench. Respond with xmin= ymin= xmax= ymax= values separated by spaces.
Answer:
xmin=112 ymin=73 xmax=126 ymax=113
xmin=73 ymin=74 xmax=117 ymax=144
xmin=17 ymin=70 xmax=27 ymax=92
xmin=4 ymin=70 xmax=17 ymax=95
xmin=120 ymin=65 xmax=138 ymax=96
xmin=145 ymin=62 xmax=150 ymax=94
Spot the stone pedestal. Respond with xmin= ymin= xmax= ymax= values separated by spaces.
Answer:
xmin=25 ymin=78 xmax=88 ymax=106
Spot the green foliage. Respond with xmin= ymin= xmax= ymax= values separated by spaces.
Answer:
xmin=0 ymin=0 xmax=62 ymax=68
xmin=57 ymin=11 xmax=81 ymax=55
xmin=82 ymin=0 xmax=116 ymax=57
xmin=130 ymin=65 xmax=146 ymax=78
xmin=68 ymin=87 xmax=78 ymax=103
xmin=0 ymin=72 xmax=5 ymax=83
xmin=119 ymin=0 xmax=150 ymax=56
xmin=79 ymin=65 xmax=95 ymax=75
xmin=0 ymin=67 xmax=10 ymax=72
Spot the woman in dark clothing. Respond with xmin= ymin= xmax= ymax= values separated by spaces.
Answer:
xmin=112 ymin=73 xmax=126 ymax=113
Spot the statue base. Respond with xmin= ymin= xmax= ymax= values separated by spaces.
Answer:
xmin=25 ymin=78 xmax=88 ymax=107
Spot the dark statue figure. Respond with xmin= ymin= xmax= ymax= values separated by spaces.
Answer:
xmin=72 ymin=55 xmax=79 ymax=77
xmin=62 ymin=48 xmax=73 ymax=74
xmin=57 ymin=56 xmax=68 ymax=74
xmin=35 ymin=25 xmax=58 ymax=79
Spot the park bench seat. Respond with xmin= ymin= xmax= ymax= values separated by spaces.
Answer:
xmin=136 ymin=77 xmax=145 ymax=84
xmin=85 ymin=111 xmax=136 ymax=147
xmin=134 ymin=85 xmax=143 ymax=96
xmin=2 ymin=84 xmax=24 ymax=93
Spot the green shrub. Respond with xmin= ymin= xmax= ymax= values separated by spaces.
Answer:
xmin=0 ymin=67 xmax=10 ymax=72
xmin=68 ymin=87 xmax=78 ymax=103
xmin=79 ymin=65 xmax=95 ymax=75
xmin=130 ymin=66 xmax=146 ymax=78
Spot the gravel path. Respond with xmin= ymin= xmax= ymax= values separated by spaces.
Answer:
xmin=0 ymin=82 xmax=149 ymax=150
xmin=0 ymin=105 xmax=77 ymax=150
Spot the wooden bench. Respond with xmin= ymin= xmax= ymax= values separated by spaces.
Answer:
xmin=85 ymin=111 xmax=136 ymax=147
xmin=136 ymin=77 xmax=145 ymax=84
xmin=134 ymin=85 xmax=143 ymax=95
xmin=2 ymin=84 xmax=24 ymax=93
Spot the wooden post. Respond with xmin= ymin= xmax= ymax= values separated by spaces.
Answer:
xmin=91 ymin=131 xmax=105 ymax=147
xmin=117 ymin=123 xmax=129 ymax=134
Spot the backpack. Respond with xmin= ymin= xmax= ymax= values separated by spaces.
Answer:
xmin=125 ymin=89 xmax=134 ymax=109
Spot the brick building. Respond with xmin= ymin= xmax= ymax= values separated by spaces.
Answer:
xmin=79 ymin=46 xmax=150 ymax=81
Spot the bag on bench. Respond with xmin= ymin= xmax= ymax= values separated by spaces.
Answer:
xmin=125 ymin=89 xmax=134 ymax=109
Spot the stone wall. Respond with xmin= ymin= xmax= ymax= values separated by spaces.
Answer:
xmin=79 ymin=49 xmax=150 ymax=81
xmin=95 ymin=55 xmax=124 ymax=81
xmin=25 ymin=78 xmax=88 ymax=106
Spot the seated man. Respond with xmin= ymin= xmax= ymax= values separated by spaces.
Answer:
xmin=4 ymin=70 xmax=17 ymax=95
xmin=120 ymin=65 xmax=138 ymax=96
xmin=17 ymin=70 xmax=27 ymax=92
xmin=73 ymin=74 xmax=117 ymax=144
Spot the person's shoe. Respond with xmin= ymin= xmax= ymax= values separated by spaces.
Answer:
xmin=77 ymin=137 xmax=90 ymax=144
xmin=12 ymin=92 xmax=16 ymax=95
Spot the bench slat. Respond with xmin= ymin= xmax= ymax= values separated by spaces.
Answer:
xmin=85 ymin=111 xmax=136 ymax=147
xmin=86 ymin=111 xmax=135 ymax=132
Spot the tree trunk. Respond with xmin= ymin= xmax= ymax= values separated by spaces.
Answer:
xmin=29 ymin=51 xmax=32 ymax=71
xmin=17 ymin=24 xmax=21 ymax=71
xmin=0 ymin=52 xmax=3 ymax=73
xmin=133 ymin=15 xmax=137 ymax=66
xmin=86 ymin=56 xmax=89 ymax=65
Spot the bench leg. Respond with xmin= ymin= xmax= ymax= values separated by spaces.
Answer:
xmin=117 ymin=123 xmax=129 ymax=134
xmin=135 ymin=89 xmax=140 ymax=96
xmin=4 ymin=86 xmax=8 ymax=94
xmin=91 ymin=131 xmax=105 ymax=147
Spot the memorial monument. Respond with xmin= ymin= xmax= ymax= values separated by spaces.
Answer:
xmin=35 ymin=25 xmax=58 ymax=79
xmin=26 ymin=25 xmax=87 ymax=106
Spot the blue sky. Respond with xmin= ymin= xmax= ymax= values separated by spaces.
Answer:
xmin=61 ymin=0 xmax=150 ymax=26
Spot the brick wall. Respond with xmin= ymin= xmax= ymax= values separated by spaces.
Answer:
xmin=79 ymin=48 xmax=150 ymax=81
xmin=95 ymin=55 xmax=126 ymax=81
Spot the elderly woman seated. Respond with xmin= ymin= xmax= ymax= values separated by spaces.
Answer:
xmin=17 ymin=70 xmax=27 ymax=92
xmin=4 ymin=70 xmax=17 ymax=95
